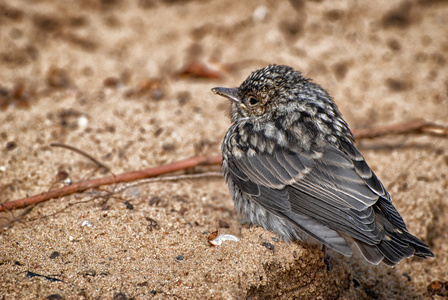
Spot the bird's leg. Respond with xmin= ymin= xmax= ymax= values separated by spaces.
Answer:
xmin=322 ymin=245 xmax=331 ymax=271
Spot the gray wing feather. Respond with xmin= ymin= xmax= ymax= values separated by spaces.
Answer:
xmin=280 ymin=211 xmax=353 ymax=256
xmin=228 ymin=142 xmax=385 ymax=254
xmin=234 ymin=150 xmax=313 ymax=189
xmin=354 ymin=241 xmax=384 ymax=265
xmin=339 ymin=140 xmax=408 ymax=229
xmin=227 ymin=140 xmax=433 ymax=263
xmin=227 ymin=159 xmax=260 ymax=196
xmin=238 ymin=155 xmax=284 ymax=188
xmin=287 ymin=187 xmax=381 ymax=244
xmin=230 ymin=144 xmax=380 ymax=215
xmin=340 ymin=140 xmax=386 ymax=197
xmin=256 ymin=186 xmax=291 ymax=211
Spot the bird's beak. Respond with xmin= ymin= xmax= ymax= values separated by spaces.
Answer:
xmin=211 ymin=87 xmax=241 ymax=104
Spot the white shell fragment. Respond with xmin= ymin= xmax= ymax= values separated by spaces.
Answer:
xmin=81 ymin=220 xmax=92 ymax=228
xmin=253 ymin=5 xmax=268 ymax=22
xmin=77 ymin=115 xmax=88 ymax=128
xmin=209 ymin=234 xmax=240 ymax=246
xmin=62 ymin=177 xmax=72 ymax=186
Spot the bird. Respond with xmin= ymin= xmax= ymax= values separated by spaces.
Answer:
xmin=211 ymin=64 xmax=434 ymax=266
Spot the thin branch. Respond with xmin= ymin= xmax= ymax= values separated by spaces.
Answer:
xmin=49 ymin=142 xmax=118 ymax=205
xmin=352 ymin=120 xmax=448 ymax=139
xmin=0 ymin=155 xmax=222 ymax=212
xmin=50 ymin=143 xmax=110 ymax=172
xmin=0 ymin=120 xmax=447 ymax=213
xmin=114 ymin=172 xmax=223 ymax=194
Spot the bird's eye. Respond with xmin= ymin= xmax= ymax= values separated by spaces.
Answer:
xmin=248 ymin=97 xmax=259 ymax=106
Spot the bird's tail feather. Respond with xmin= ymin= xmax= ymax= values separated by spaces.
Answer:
xmin=354 ymin=226 xmax=434 ymax=266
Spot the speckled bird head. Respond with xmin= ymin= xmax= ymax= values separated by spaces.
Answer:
xmin=212 ymin=65 xmax=338 ymax=124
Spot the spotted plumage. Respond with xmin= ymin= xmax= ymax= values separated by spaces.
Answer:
xmin=212 ymin=64 xmax=434 ymax=266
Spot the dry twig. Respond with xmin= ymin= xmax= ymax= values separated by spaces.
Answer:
xmin=0 ymin=120 xmax=446 ymax=213
xmin=0 ymin=155 xmax=221 ymax=212
xmin=351 ymin=120 xmax=448 ymax=139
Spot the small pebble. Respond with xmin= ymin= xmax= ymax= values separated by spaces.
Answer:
xmin=113 ymin=293 xmax=127 ymax=300
xmin=218 ymin=220 xmax=230 ymax=228
xmin=124 ymin=201 xmax=134 ymax=210
xmin=84 ymin=270 xmax=96 ymax=277
xmin=175 ymin=255 xmax=184 ymax=261
xmin=262 ymin=242 xmax=275 ymax=251
xmin=103 ymin=77 xmax=122 ymax=89
xmin=5 ymin=141 xmax=17 ymax=150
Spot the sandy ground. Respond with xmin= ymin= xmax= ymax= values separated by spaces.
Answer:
xmin=1 ymin=0 xmax=447 ymax=299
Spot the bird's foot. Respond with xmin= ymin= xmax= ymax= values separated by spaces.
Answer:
xmin=322 ymin=245 xmax=331 ymax=271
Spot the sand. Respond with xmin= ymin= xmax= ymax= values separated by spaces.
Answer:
xmin=1 ymin=0 xmax=447 ymax=299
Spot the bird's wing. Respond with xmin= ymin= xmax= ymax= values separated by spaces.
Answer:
xmin=338 ymin=139 xmax=407 ymax=229
xmin=228 ymin=141 xmax=381 ymax=209
xmin=226 ymin=140 xmax=408 ymax=256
